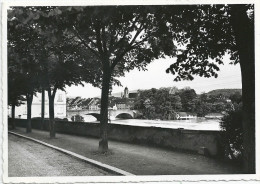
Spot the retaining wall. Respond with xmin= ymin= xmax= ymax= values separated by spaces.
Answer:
xmin=10 ymin=118 xmax=222 ymax=156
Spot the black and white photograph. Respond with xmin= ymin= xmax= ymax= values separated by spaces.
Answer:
xmin=0 ymin=0 xmax=259 ymax=183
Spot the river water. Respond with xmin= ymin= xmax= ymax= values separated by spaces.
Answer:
xmin=82 ymin=115 xmax=221 ymax=131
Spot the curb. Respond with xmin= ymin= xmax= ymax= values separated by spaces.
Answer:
xmin=9 ymin=131 xmax=134 ymax=176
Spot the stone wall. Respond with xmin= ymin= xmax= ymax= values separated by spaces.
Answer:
xmin=10 ymin=118 xmax=222 ymax=156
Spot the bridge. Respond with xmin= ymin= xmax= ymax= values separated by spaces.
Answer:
xmin=67 ymin=109 xmax=138 ymax=121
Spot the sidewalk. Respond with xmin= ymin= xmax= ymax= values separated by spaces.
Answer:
xmin=9 ymin=134 xmax=114 ymax=177
xmin=10 ymin=127 xmax=243 ymax=175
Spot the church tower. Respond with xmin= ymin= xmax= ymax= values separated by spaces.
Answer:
xmin=124 ymin=87 xmax=129 ymax=98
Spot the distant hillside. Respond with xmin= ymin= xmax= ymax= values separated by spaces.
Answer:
xmin=206 ymin=89 xmax=242 ymax=97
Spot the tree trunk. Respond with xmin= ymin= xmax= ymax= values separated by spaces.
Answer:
xmin=99 ymin=64 xmax=111 ymax=152
xmin=48 ymin=88 xmax=56 ymax=138
xmin=41 ymin=88 xmax=45 ymax=130
xmin=230 ymin=5 xmax=255 ymax=173
xmin=11 ymin=104 xmax=15 ymax=129
xmin=26 ymin=94 xmax=33 ymax=133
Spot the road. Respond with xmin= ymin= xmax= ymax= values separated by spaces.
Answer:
xmin=8 ymin=134 xmax=114 ymax=177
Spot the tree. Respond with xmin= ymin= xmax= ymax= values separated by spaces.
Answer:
xmin=134 ymin=88 xmax=182 ymax=120
xmin=44 ymin=46 xmax=84 ymax=138
xmin=166 ymin=5 xmax=255 ymax=173
xmin=8 ymin=59 xmax=25 ymax=129
xmin=179 ymin=88 xmax=197 ymax=112
xmin=8 ymin=7 xmax=98 ymax=138
xmin=49 ymin=6 xmax=179 ymax=151
xmin=220 ymin=108 xmax=243 ymax=162
xmin=8 ymin=16 xmax=41 ymax=133
xmin=230 ymin=91 xmax=242 ymax=104
xmin=195 ymin=93 xmax=212 ymax=117
xmin=40 ymin=88 xmax=45 ymax=129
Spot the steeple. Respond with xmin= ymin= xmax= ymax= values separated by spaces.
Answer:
xmin=124 ymin=87 xmax=129 ymax=98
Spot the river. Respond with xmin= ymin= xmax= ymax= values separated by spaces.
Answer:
xmin=81 ymin=115 xmax=221 ymax=131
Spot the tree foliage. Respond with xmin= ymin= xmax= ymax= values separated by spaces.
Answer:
xmin=71 ymin=114 xmax=85 ymax=122
xmin=220 ymin=108 xmax=243 ymax=162
xmin=134 ymin=87 xmax=182 ymax=120
xmin=8 ymin=16 xmax=42 ymax=132
xmin=8 ymin=7 xmax=102 ymax=137
xmin=36 ymin=6 xmax=181 ymax=150
xmin=134 ymin=87 xmax=239 ymax=119
xmin=165 ymin=4 xmax=254 ymax=173
xmin=165 ymin=5 xmax=242 ymax=80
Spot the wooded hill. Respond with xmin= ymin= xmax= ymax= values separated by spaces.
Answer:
xmin=206 ymin=89 xmax=242 ymax=97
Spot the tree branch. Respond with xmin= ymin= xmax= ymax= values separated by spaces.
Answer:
xmin=108 ymin=28 xmax=118 ymax=53
xmin=110 ymin=45 xmax=134 ymax=70
xmin=111 ymin=22 xmax=145 ymax=70
xmin=129 ymin=23 xmax=145 ymax=46
xmin=94 ymin=22 xmax=104 ymax=55
xmin=52 ymin=86 xmax=58 ymax=99
xmin=111 ymin=15 xmax=141 ymax=52
xmin=72 ymin=26 xmax=100 ymax=59
xmin=72 ymin=26 xmax=97 ymax=48
xmin=101 ymin=25 xmax=108 ymax=56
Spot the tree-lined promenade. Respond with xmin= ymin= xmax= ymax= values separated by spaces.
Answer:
xmin=8 ymin=5 xmax=255 ymax=173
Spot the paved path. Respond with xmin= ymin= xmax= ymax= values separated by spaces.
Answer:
xmin=8 ymin=134 xmax=114 ymax=177
xmin=10 ymin=127 xmax=243 ymax=175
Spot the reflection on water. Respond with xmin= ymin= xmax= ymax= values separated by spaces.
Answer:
xmin=82 ymin=115 xmax=221 ymax=131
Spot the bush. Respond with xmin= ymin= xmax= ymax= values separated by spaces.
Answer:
xmin=220 ymin=109 xmax=243 ymax=161
xmin=71 ymin=114 xmax=84 ymax=122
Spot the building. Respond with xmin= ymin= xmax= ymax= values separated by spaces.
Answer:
xmin=110 ymin=87 xmax=137 ymax=109
xmin=9 ymin=90 xmax=66 ymax=119
xmin=205 ymin=113 xmax=224 ymax=119
xmin=122 ymin=87 xmax=129 ymax=98
xmin=176 ymin=112 xmax=197 ymax=120
xmin=120 ymin=87 xmax=138 ymax=99
xmin=88 ymin=98 xmax=100 ymax=110
xmin=80 ymin=98 xmax=92 ymax=109
xmin=67 ymin=97 xmax=92 ymax=110
xmin=129 ymin=91 xmax=138 ymax=98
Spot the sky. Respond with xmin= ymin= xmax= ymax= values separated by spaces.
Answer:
xmin=65 ymin=55 xmax=242 ymax=98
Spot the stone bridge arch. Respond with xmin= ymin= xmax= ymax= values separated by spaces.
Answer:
xmin=110 ymin=109 xmax=135 ymax=119
xmin=67 ymin=109 xmax=139 ymax=121
xmin=85 ymin=113 xmax=101 ymax=121
xmin=115 ymin=113 xmax=134 ymax=119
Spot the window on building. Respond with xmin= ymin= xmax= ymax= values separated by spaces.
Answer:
xmin=39 ymin=97 xmax=47 ymax=102
xmin=23 ymin=106 xmax=27 ymax=115
xmin=57 ymin=94 xmax=63 ymax=102
xmin=57 ymin=106 xmax=64 ymax=115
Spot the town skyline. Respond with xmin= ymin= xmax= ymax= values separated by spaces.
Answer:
xmin=66 ymin=56 xmax=242 ymax=99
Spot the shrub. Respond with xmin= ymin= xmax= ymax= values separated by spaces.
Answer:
xmin=71 ymin=114 xmax=84 ymax=122
xmin=220 ymin=109 xmax=243 ymax=161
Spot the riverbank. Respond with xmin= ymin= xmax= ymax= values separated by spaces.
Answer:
xmin=81 ymin=116 xmax=221 ymax=131
xmin=108 ymin=118 xmax=221 ymax=131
